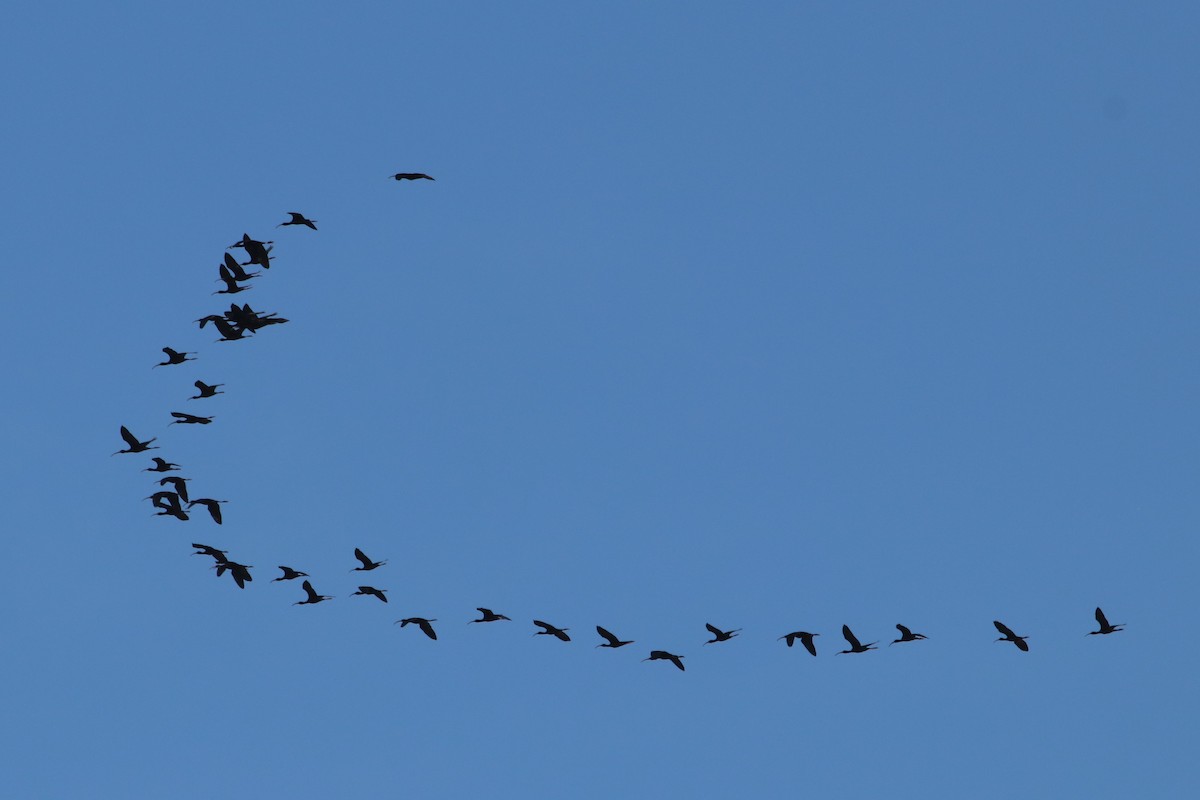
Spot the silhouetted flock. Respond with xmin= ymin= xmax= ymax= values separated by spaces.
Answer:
xmin=113 ymin=174 xmax=1125 ymax=673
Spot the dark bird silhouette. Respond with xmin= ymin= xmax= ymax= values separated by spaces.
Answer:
xmin=277 ymin=212 xmax=317 ymax=230
xmin=145 ymin=490 xmax=181 ymax=511
xmin=469 ymin=608 xmax=511 ymax=623
xmin=209 ymin=316 xmax=249 ymax=342
xmin=170 ymin=412 xmax=213 ymax=426
xmin=890 ymin=624 xmax=928 ymax=646
xmin=704 ymin=623 xmax=741 ymax=645
xmin=533 ymin=620 xmax=570 ymax=641
xmin=229 ymin=233 xmax=274 ymax=269
xmin=397 ymin=617 xmax=438 ymax=640
xmin=779 ymin=631 xmax=820 ymax=656
xmin=188 ymin=498 xmax=226 ymax=524
xmin=190 ymin=380 xmax=224 ymax=400
xmin=154 ymin=347 xmax=195 ymax=368
xmin=389 ymin=173 xmax=434 ymax=181
xmin=352 ymin=548 xmax=386 ymax=571
xmin=642 ymin=650 xmax=685 ymax=671
xmin=114 ymin=426 xmax=157 ymax=455
xmin=158 ymin=476 xmax=190 ymax=504
xmin=1088 ymin=607 xmax=1125 ymax=636
xmin=272 ymin=566 xmax=308 ymax=582
xmin=222 ymin=252 xmax=260 ymax=281
xmin=294 ymin=580 xmax=332 ymax=605
xmin=144 ymin=457 xmax=179 ymax=472
xmin=595 ymin=626 xmax=634 ymax=648
xmin=191 ymin=543 xmax=227 ymax=563
xmin=215 ymin=262 xmax=252 ymax=295
xmin=352 ymin=586 xmax=388 ymax=603
xmin=993 ymin=620 xmax=1029 ymax=651
xmin=837 ymin=625 xmax=878 ymax=655
xmin=217 ymin=560 xmax=252 ymax=589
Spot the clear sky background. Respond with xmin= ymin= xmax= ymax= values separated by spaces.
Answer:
xmin=2 ymin=3 xmax=1197 ymax=797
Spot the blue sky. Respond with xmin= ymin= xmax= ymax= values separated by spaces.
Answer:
xmin=2 ymin=3 xmax=1197 ymax=797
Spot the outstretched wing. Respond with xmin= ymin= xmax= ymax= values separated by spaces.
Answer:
xmin=842 ymin=625 xmax=861 ymax=649
xmin=596 ymin=626 xmax=619 ymax=646
xmin=993 ymin=620 xmax=1016 ymax=638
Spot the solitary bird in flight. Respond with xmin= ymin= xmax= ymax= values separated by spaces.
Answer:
xmin=1088 ymin=607 xmax=1124 ymax=636
xmin=837 ymin=625 xmax=878 ymax=655
xmin=993 ymin=620 xmax=1029 ymax=651
xmin=294 ymin=580 xmax=332 ymax=605
xmin=154 ymin=347 xmax=195 ymax=368
xmin=642 ymin=650 xmax=686 ymax=671
xmin=144 ymin=457 xmax=179 ymax=472
xmin=114 ymin=426 xmax=157 ymax=455
xmin=352 ymin=586 xmax=389 ymax=603
xmin=397 ymin=617 xmax=438 ymax=640
xmin=277 ymin=212 xmax=317 ymax=230
xmin=595 ymin=626 xmax=634 ymax=649
xmin=704 ymin=623 xmax=741 ymax=645
xmin=389 ymin=173 xmax=435 ymax=181
xmin=890 ymin=624 xmax=928 ymax=646
xmin=352 ymin=548 xmax=386 ymax=571
xmin=779 ymin=631 xmax=820 ymax=656
xmin=273 ymin=566 xmax=308 ymax=582
xmin=469 ymin=608 xmax=511 ymax=623
xmin=190 ymin=380 xmax=224 ymax=400
xmin=533 ymin=620 xmax=570 ymax=641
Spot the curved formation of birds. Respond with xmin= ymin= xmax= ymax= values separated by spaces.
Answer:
xmin=112 ymin=172 xmax=1127 ymax=673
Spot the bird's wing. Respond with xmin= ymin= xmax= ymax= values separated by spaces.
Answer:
xmin=993 ymin=620 xmax=1015 ymax=638
xmin=420 ymin=620 xmax=437 ymax=640
xmin=705 ymin=623 xmax=721 ymax=636
xmin=1015 ymin=638 xmax=1029 ymax=652
xmin=120 ymin=426 xmax=138 ymax=447
xmin=354 ymin=548 xmax=369 ymax=566
xmin=1095 ymin=607 xmax=1109 ymax=628
xmin=596 ymin=626 xmax=618 ymax=645
xmin=802 ymin=637 xmax=817 ymax=657
xmin=533 ymin=620 xmax=550 ymax=631
xmin=302 ymin=580 xmax=318 ymax=601
xmin=896 ymin=624 xmax=912 ymax=637
xmin=670 ymin=655 xmax=685 ymax=671
xmin=842 ymin=625 xmax=861 ymax=648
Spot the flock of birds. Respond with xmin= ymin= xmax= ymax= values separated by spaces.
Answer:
xmin=112 ymin=172 xmax=1126 ymax=673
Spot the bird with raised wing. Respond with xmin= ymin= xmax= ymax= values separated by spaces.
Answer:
xmin=154 ymin=347 xmax=195 ymax=368
xmin=114 ymin=426 xmax=157 ymax=455
xmin=352 ymin=548 xmax=386 ymax=571
xmin=890 ymin=624 xmax=928 ymax=646
xmin=272 ymin=566 xmax=308 ymax=582
xmin=837 ymin=625 xmax=877 ymax=655
xmin=595 ymin=626 xmax=634 ymax=648
xmin=190 ymin=380 xmax=224 ymax=400
xmin=469 ymin=608 xmax=511 ymax=623
xmin=1088 ymin=607 xmax=1124 ymax=636
xmin=704 ymin=623 xmax=741 ymax=645
xmin=294 ymin=580 xmax=332 ymax=605
xmin=277 ymin=212 xmax=317 ymax=230
xmin=144 ymin=457 xmax=179 ymax=472
xmin=993 ymin=620 xmax=1029 ymax=651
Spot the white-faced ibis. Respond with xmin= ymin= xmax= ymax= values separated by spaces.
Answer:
xmin=154 ymin=347 xmax=195 ymax=368
xmin=595 ymin=626 xmax=634 ymax=648
xmin=229 ymin=234 xmax=273 ymax=269
xmin=1088 ymin=607 xmax=1124 ymax=636
xmin=352 ymin=586 xmax=388 ymax=603
xmin=890 ymin=624 xmax=928 ymax=646
xmin=114 ymin=426 xmax=157 ymax=455
xmin=837 ymin=625 xmax=877 ymax=655
xmin=215 ymin=262 xmax=251 ymax=295
xmin=145 ymin=490 xmax=182 ymax=511
xmin=170 ymin=412 xmax=213 ymax=426
xmin=470 ymin=608 xmax=511 ymax=623
xmin=208 ymin=316 xmax=248 ymax=342
xmin=216 ymin=560 xmax=252 ymax=589
xmin=144 ymin=457 xmax=179 ymax=472
xmin=158 ymin=476 xmax=190 ymax=504
xmin=352 ymin=548 xmax=386 ymax=571
xmin=704 ymin=623 xmax=741 ymax=644
xmin=533 ymin=620 xmax=570 ymax=641
xmin=397 ymin=617 xmax=438 ymax=640
xmin=277 ymin=212 xmax=317 ymax=230
xmin=222 ymin=252 xmax=259 ymax=281
xmin=993 ymin=620 xmax=1029 ymax=651
xmin=294 ymin=580 xmax=332 ymax=605
xmin=272 ymin=566 xmax=308 ymax=582
xmin=779 ymin=631 xmax=820 ymax=656
xmin=190 ymin=380 xmax=224 ymax=400
xmin=389 ymin=173 xmax=434 ymax=181
xmin=188 ymin=498 xmax=226 ymax=524
xmin=642 ymin=650 xmax=685 ymax=671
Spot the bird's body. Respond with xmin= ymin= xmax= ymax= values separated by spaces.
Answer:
xmin=273 ymin=566 xmax=308 ymax=582
xmin=993 ymin=620 xmax=1029 ymax=651
xmin=277 ymin=212 xmax=317 ymax=230
xmin=389 ymin=173 xmax=434 ymax=181
xmin=170 ymin=412 xmax=214 ymax=426
xmin=643 ymin=650 xmax=685 ymax=671
xmin=352 ymin=586 xmax=389 ymax=603
xmin=779 ymin=631 xmax=820 ymax=656
xmin=154 ymin=347 xmax=195 ymax=368
xmin=704 ymin=623 xmax=741 ymax=645
xmin=352 ymin=548 xmax=386 ymax=571
xmin=114 ymin=426 xmax=157 ymax=455
xmin=890 ymin=624 xmax=928 ymax=646
xmin=190 ymin=380 xmax=225 ymax=400
xmin=533 ymin=620 xmax=570 ymax=641
xmin=188 ymin=498 xmax=226 ymax=524
xmin=837 ymin=625 xmax=878 ymax=655
xmin=470 ymin=608 xmax=511 ymax=623
xmin=294 ymin=580 xmax=332 ymax=605
xmin=595 ymin=626 xmax=634 ymax=648
xmin=397 ymin=617 xmax=438 ymax=640
xmin=1088 ymin=607 xmax=1124 ymax=636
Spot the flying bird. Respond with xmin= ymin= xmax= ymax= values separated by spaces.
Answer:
xmin=154 ymin=347 xmax=195 ymax=368
xmin=890 ymin=624 xmax=928 ymax=646
xmin=642 ymin=650 xmax=685 ymax=671
xmin=469 ymin=608 xmax=511 ymax=623
xmin=533 ymin=620 xmax=570 ymax=641
xmin=144 ymin=457 xmax=179 ymax=472
xmin=222 ymin=252 xmax=260 ymax=281
xmin=993 ymin=620 xmax=1029 ymax=651
xmin=704 ymin=623 xmax=741 ymax=644
xmin=229 ymin=234 xmax=274 ymax=269
xmin=170 ymin=412 xmax=213 ymax=426
xmin=294 ymin=580 xmax=332 ymax=605
xmin=190 ymin=380 xmax=224 ymax=400
xmin=389 ymin=173 xmax=434 ymax=181
xmin=352 ymin=548 xmax=386 ymax=571
xmin=277 ymin=212 xmax=317 ymax=230
xmin=188 ymin=498 xmax=226 ymax=524
xmin=215 ymin=261 xmax=252 ymax=295
xmin=352 ymin=586 xmax=389 ymax=603
xmin=114 ymin=426 xmax=157 ymax=455
xmin=397 ymin=617 xmax=438 ymax=640
xmin=158 ymin=476 xmax=190 ymax=504
xmin=191 ymin=543 xmax=228 ymax=563
xmin=1088 ymin=607 xmax=1124 ymax=636
xmin=272 ymin=566 xmax=308 ymax=582
xmin=837 ymin=625 xmax=878 ymax=655
xmin=216 ymin=560 xmax=252 ymax=589
xmin=779 ymin=631 xmax=820 ymax=656
xmin=595 ymin=626 xmax=634 ymax=648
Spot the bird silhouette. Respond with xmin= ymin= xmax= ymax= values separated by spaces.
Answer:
xmin=158 ymin=476 xmax=190 ymax=504
xmin=222 ymin=252 xmax=260 ymax=282
xmin=215 ymin=261 xmax=251 ymax=295
xmin=778 ymin=631 xmax=820 ymax=656
xmin=704 ymin=623 xmax=741 ymax=644
xmin=229 ymin=234 xmax=273 ymax=269
xmin=642 ymin=650 xmax=685 ymax=671
xmin=1088 ymin=607 xmax=1124 ymax=636
xmin=533 ymin=620 xmax=570 ymax=641
xmin=208 ymin=316 xmax=249 ymax=342
xmin=993 ymin=620 xmax=1029 ymax=651
xmin=147 ymin=491 xmax=188 ymax=520
xmin=397 ymin=617 xmax=438 ymax=640
xmin=352 ymin=586 xmax=389 ymax=603
xmin=469 ymin=608 xmax=511 ymax=623
xmin=191 ymin=543 xmax=227 ymax=563
xmin=595 ymin=626 xmax=634 ymax=648
xmin=272 ymin=566 xmax=308 ymax=582
xmin=169 ymin=412 xmax=213 ymax=426
xmin=114 ymin=426 xmax=157 ymax=455
xmin=352 ymin=548 xmax=386 ymax=571
xmin=154 ymin=347 xmax=195 ymax=368
xmin=277 ymin=212 xmax=317 ymax=230
xmin=216 ymin=560 xmax=252 ymax=589
xmin=837 ymin=625 xmax=878 ymax=655
xmin=389 ymin=173 xmax=434 ymax=181
xmin=144 ymin=457 xmax=179 ymax=472
xmin=190 ymin=380 xmax=224 ymax=400
xmin=890 ymin=624 xmax=928 ymax=646
xmin=188 ymin=498 xmax=226 ymax=524
xmin=294 ymin=580 xmax=332 ymax=605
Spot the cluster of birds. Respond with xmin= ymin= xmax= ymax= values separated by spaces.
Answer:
xmin=113 ymin=174 xmax=1126 ymax=673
